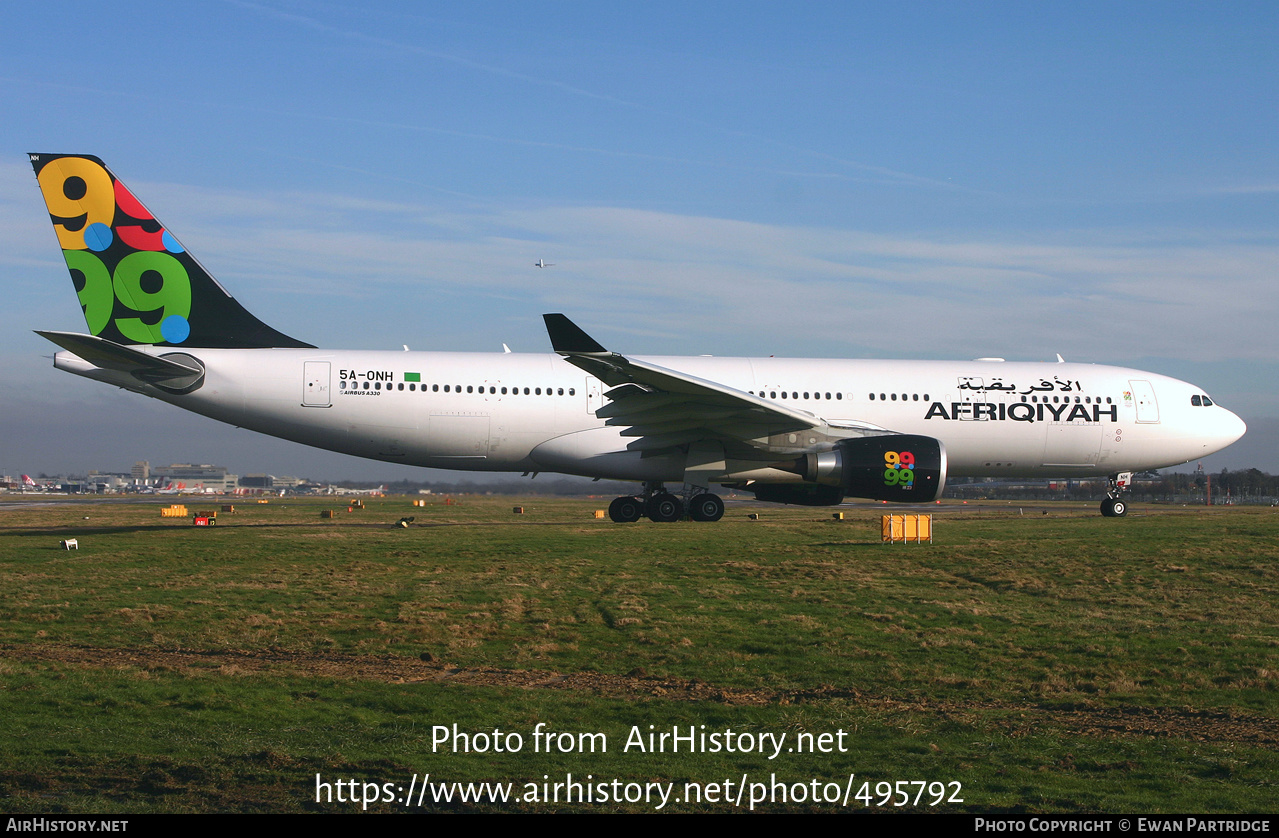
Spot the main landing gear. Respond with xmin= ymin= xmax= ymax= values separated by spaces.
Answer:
xmin=607 ymin=482 xmax=725 ymax=523
xmin=687 ymin=492 xmax=726 ymax=522
xmin=1100 ymin=472 xmax=1131 ymax=517
xmin=606 ymin=495 xmax=644 ymax=523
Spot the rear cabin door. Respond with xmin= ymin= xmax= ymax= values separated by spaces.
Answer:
xmin=303 ymin=361 xmax=331 ymax=407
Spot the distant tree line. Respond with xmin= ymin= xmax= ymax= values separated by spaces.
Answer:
xmin=945 ymin=468 xmax=1278 ymax=505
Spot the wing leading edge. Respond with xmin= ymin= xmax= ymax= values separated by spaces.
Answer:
xmin=544 ymin=313 xmax=828 ymax=454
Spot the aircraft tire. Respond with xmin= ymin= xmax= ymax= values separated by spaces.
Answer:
xmin=1101 ymin=497 xmax=1128 ymax=517
xmin=609 ymin=496 xmax=643 ymax=523
xmin=647 ymin=492 xmax=683 ymax=523
xmin=688 ymin=493 xmax=725 ymax=522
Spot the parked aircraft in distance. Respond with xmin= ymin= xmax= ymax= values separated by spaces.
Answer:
xmin=29 ymin=154 xmax=1246 ymax=521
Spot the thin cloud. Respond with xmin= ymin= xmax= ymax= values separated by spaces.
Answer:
xmin=224 ymin=1 xmax=954 ymax=191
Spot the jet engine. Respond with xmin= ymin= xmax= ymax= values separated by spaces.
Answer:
xmin=790 ymin=434 xmax=947 ymax=503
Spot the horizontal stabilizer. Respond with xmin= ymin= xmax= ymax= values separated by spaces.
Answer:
xmin=36 ymin=330 xmax=203 ymax=385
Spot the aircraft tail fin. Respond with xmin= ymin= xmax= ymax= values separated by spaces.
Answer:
xmin=29 ymin=154 xmax=312 ymax=349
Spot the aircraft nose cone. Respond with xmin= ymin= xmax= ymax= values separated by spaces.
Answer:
xmin=1219 ymin=408 xmax=1247 ymax=447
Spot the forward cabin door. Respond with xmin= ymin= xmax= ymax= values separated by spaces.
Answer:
xmin=1129 ymin=380 xmax=1160 ymax=423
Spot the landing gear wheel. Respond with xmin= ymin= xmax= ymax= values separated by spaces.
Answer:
xmin=688 ymin=493 xmax=725 ymax=522
xmin=646 ymin=492 xmax=683 ymax=523
xmin=608 ymin=496 xmax=643 ymax=523
xmin=1101 ymin=497 xmax=1128 ymax=517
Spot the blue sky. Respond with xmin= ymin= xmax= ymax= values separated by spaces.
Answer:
xmin=1 ymin=2 xmax=1275 ymax=480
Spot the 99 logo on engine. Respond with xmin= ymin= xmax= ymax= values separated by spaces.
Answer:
xmin=883 ymin=450 xmax=915 ymax=489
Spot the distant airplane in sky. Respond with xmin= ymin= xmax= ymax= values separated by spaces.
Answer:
xmin=29 ymin=153 xmax=1245 ymax=521
xmin=534 ymin=259 xmax=554 ymax=268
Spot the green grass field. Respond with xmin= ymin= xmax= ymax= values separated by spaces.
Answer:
xmin=0 ymin=496 xmax=1275 ymax=812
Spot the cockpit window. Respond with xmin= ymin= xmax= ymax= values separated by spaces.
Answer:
xmin=1191 ymin=395 xmax=1202 ymax=406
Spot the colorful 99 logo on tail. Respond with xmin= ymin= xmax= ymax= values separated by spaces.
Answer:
xmin=33 ymin=154 xmax=192 ymax=345
xmin=29 ymin=153 xmax=310 ymax=350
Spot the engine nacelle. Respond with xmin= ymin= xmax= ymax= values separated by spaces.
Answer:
xmin=796 ymin=435 xmax=947 ymax=502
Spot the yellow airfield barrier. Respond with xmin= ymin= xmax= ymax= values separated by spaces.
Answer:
xmin=881 ymin=514 xmax=933 ymax=544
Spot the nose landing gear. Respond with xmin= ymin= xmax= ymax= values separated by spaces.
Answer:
xmin=1101 ymin=497 xmax=1127 ymax=517
xmin=1100 ymin=472 xmax=1132 ymax=517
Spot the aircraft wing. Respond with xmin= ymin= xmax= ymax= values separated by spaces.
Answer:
xmin=544 ymin=314 xmax=822 ymax=453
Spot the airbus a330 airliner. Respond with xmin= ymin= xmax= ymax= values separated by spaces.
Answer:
xmin=28 ymin=154 xmax=1246 ymax=521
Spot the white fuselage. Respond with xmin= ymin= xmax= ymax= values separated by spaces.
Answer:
xmin=54 ymin=347 xmax=1246 ymax=485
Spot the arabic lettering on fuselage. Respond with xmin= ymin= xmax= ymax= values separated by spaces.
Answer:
xmin=955 ymin=376 xmax=1078 ymax=394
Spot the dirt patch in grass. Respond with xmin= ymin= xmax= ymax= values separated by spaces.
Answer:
xmin=7 ymin=643 xmax=1276 ymax=748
